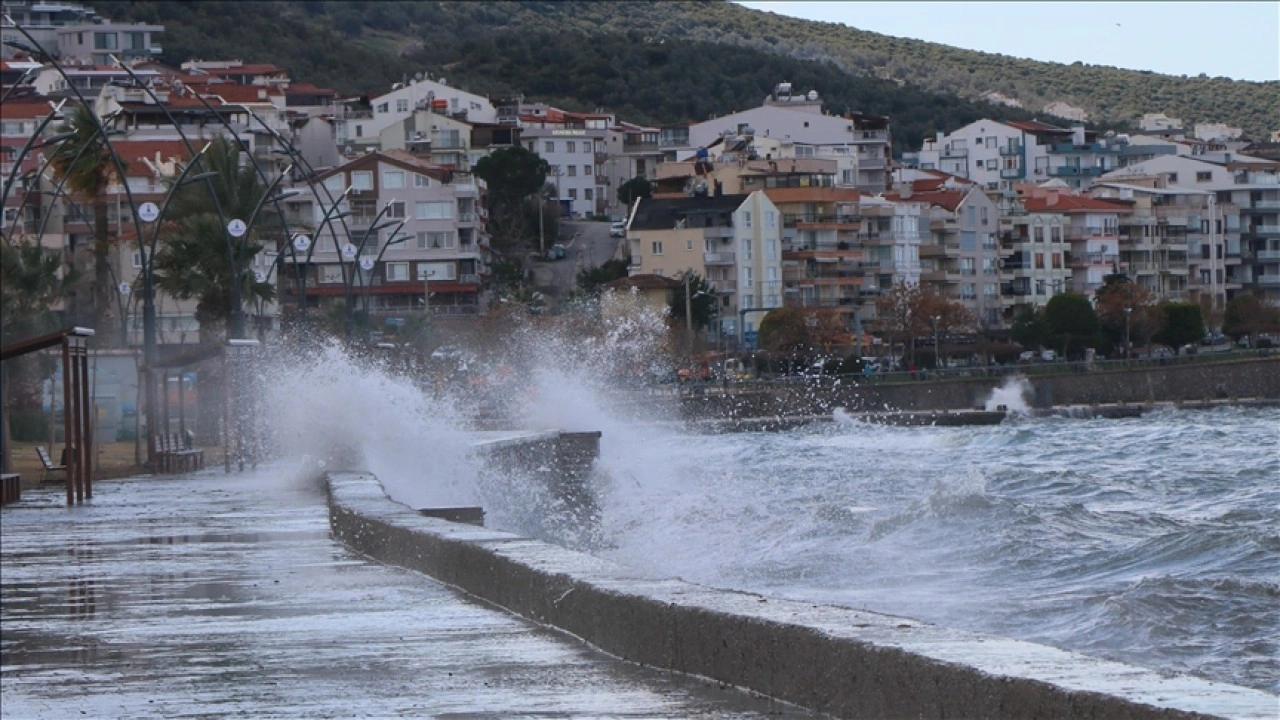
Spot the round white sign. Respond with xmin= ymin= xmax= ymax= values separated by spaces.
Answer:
xmin=117 ymin=282 xmax=131 ymax=295
xmin=292 ymin=234 xmax=311 ymax=252
xmin=359 ymin=257 xmax=375 ymax=271
xmin=137 ymin=202 xmax=159 ymax=223
xmin=340 ymin=243 xmax=357 ymax=259
xmin=254 ymin=271 xmax=266 ymax=283
xmin=227 ymin=219 xmax=247 ymax=238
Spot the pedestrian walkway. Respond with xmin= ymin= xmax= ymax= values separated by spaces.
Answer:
xmin=0 ymin=466 xmax=812 ymax=718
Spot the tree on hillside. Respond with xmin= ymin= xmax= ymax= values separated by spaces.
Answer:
xmin=1153 ymin=301 xmax=1205 ymax=353
xmin=49 ymin=103 xmax=123 ymax=342
xmin=617 ymin=176 xmax=652 ymax=207
xmin=1043 ymin=293 xmax=1098 ymax=359
xmin=474 ymin=147 xmax=550 ymax=252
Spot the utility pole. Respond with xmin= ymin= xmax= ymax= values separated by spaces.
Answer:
xmin=685 ymin=272 xmax=694 ymax=359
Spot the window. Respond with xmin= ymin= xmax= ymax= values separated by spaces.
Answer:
xmin=1035 ymin=252 xmax=1045 ymax=269
xmin=766 ymin=239 xmax=777 ymax=259
xmin=651 ymin=241 xmax=663 ymax=255
xmin=766 ymin=211 xmax=776 ymax=228
xmin=584 ymin=164 xmax=592 ymax=175
xmin=417 ymin=231 xmax=455 ymax=249
xmin=128 ymin=32 xmax=146 ymax=50
xmin=355 ymin=125 xmax=363 ymax=138
xmin=567 ymin=165 xmax=576 ymax=177
xmin=416 ymin=201 xmax=452 ymax=220
xmin=584 ymin=143 xmax=593 ymax=154
xmin=320 ymin=265 xmax=343 ymax=284
xmin=544 ymin=141 xmax=555 ymax=153
xmin=961 ymin=283 xmax=976 ymax=300
xmin=566 ymin=141 xmax=576 ymax=153
xmin=967 ymin=206 xmax=976 ymax=224
xmin=376 ymin=103 xmax=389 ymax=114
xmin=351 ymin=171 xmax=373 ymax=190
xmin=1050 ymin=226 xmax=1061 ymax=243
xmin=686 ymin=238 xmax=694 ymax=251
xmin=1196 ymin=171 xmax=1212 ymax=182
xmin=383 ymin=170 xmax=404 ymax=189
xmin=976 ymin=159 xmax=984 ymax=169
xmin=385 ymin=262 xmax=409 ymax=282
xmin=584 ymin=188 xmax=593 ymax=200
xmin=1036 ymin=279 xmax=1046 ymax=296
xmin=567 ymin=188 xmax=577 ymax=199
xmin=984 ymin=282 xmax=998 ymax=297
xmin=1052 ymin=253 xmax=1062 ymax=269
xmin=414 ymin=174 xmax=431 ymax=188
xmin=742 ymin=210 xmax=752 ymax=228
xmin=94 ymin=32 xmax=117 ymax=50
xmin=386 ymin=201 xmax=405 ymax=219
xmin=396 ymin=99 xmax=408 ymax=113
xmin=986 ymin=136 xmax=997 ymax=148
xmin=1167 ymin=172 xmax=1179 ymax=183
xmin=980 ymin=206 xmax=989 ymax=225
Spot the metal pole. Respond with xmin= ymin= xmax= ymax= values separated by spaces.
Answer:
xmin=61 ymin=339 xmax=73 ymax=506
xmin=1125 ymin=307 xmax=1132 ymax=361
xmin=685 ymin=272 xmax=694 ymax=359
xmin=78 ymin=341 xmax=91 ymax=500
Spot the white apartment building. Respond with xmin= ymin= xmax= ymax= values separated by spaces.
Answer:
xmin=284 ymin=150 xmax=488 ymax=318
xmin=336 ymin=77 xmax=497 ymax=150
xmin=1 ymin=0 xmax=162 ymax=62
xmin=518 ymin=105 xmax=613 ymax=218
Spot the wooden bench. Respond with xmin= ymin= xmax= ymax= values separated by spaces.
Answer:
xmin=36 ymin=446 xmax=66 ymax=484
xmin=1 ymin=473 xmax=20 ymax=505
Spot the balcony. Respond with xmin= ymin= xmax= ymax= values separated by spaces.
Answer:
xmin=782 ymin=213 xmax=861 ymax=229
xmin=1245 ymin=200 xmax=1280 ymax=211
xmin=999 ymin=144 xmax=1023 ymax=156
xmin=1000 ymin=168 xmax=1025 ymax=179
xmin=704 ymin=251 xmax=736 ymax=265
xmin=1252 ymin=225 xmax=1280 ymax=236
xmin=703 ymin=226 xmax=735 ymax=239
xmin=918 ymin=242 xmax=959 ymax=258
xmin=1256 ymin=249 xmax=1280 ymax=261
xmin=1050 ymin=165 xmax=1104 ymax=178
xmin=457 ymin=212 xmax=477 ymax=223
xmin=1256 ymin=275 xmax=1280 ymax=286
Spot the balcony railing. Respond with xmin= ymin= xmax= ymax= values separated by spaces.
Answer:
xmin=1253 ymin=225 xmax=1280 ymax=236
xmin=457 ymin=212 xmax=477 ymax=223
xmin=999 ymin=144 xmax=1023 ymax=156
xmin=1256 ymin=249 xmax=1280 ymax=261
xmin=703 ymin=226 xmax=735 ymax=239
xmin=782 ymin=213 xmax=861 ymax=228
xmin=1050 ymin=166 xmax=1104 ymax=178
xmin=704 ymin=251 xmax=736 ymax=265
xmin=1256 ymin=275 xmax=1280 ymax=286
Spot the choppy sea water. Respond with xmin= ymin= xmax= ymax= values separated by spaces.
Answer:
xmin=586 ymin=406 xmax=1280 ymax=693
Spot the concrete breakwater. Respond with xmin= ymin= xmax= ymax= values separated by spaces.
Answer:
xmin=325 ymin=432 xmax=1277 ymax=720
xmin=676 ymin=355 xmax=1280 ymax=418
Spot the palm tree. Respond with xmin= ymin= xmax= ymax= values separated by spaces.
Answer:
xmin=152 ymin=137 xmax=278 ymax=344
xmin=49 ymin=103 xmax=123 ymax=343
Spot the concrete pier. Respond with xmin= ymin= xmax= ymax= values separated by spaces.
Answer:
xmin=329 ymin=468 xmax=1279 ymax=720
xmin=0 ymin=469 xmax=812 ymax=718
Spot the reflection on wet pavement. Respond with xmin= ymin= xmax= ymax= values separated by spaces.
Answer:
xmin=1 ymin=467 xmax=810 ymax=718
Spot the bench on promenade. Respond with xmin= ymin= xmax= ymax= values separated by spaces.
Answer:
xmin=153 ymin=432 xmax=205 ymax=474
xmin=0 ymin=473 xmax=19 ymax=505
xmin=35 ymin=446 xmax=66 ymax=485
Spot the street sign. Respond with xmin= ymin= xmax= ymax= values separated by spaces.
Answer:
xmin=359 ymin=257 xmax=375 ymax=271
xmin=292 ymin=234 xmax=311 ymax=252
xmin=137 ymin=202 xmax=159 ymax=222
xmin=226 ymin=218 xmax=247 ymax=237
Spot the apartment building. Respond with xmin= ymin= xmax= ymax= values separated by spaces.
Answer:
xmin=283 ymin=150 xmax=488 ymax=318
xmin=32 ymin=64 xmax=160 ymax=98
xmin=765 ymin=186 xmax=865 ymax=328
xmin=1 ymin=0 xmax=162 ymax=62
xmin=681 ymin=84 xmax=891 ymax=193
xmin=602 ymin=121 xmax=664 ymax=217
xmin=1017 ymin=191 xmax=1129 ymax=300
xmin=895 ymin=186 xmax=1004 ymax=327
xmin=995 ymin=205 xmax=1071 ymax=319
xmin=1093 ymin=179 xmax=1239 ymax=311
xmin=908 ymin=119 xmax=1173 ymax=193
xmin=336 ymin=76 xmax=497 ymax=151
xmin=1102 ymin=155 xmax=1280 ymax=303
xmin=518 ymin=105 xmax=613 ymax=218
xmin=627 ymin=191 xmax=783 ymax=342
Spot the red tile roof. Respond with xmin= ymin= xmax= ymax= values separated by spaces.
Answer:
xmin=1022 ymin=195 xmax=1131 ymax=213
xmin=285 ymin=82 xmax=336 ymax=97
xmin=109 ymin=140 xmax=192 ymax=176
xmin=1006 ymin=120 xmax=1070 ymax=133
xmin=885 ymin=189 xmax=968 ymax=212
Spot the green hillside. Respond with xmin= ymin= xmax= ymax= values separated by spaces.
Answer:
xmin=93 ymin=1 xmax=1277 ymax=144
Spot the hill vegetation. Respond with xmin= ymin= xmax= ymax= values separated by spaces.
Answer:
xmin=95 ymin=1 xmax=1277 ymax=144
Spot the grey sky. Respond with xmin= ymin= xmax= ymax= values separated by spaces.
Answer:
xmin=735 ymin=1 xmax=1280 ymax=82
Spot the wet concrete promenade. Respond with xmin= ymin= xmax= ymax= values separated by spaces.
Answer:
xmin=0 ymin=466 xmax=810 ymax=719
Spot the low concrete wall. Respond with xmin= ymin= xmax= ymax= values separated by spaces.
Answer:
xmin=327 ymin=470 xmax=1276 ymax=720
xmin=679 ymin=356 xmax=1280 ymax=417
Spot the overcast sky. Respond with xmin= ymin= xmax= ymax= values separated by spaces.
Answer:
xmin=734 ymin=1 xmax=1280 ymax=82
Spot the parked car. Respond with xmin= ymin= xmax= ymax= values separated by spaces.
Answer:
xmin=609 ymin=221 xmax=626 ymax=237
xmin=1040 ymin=349 xmax=1057 ymax=362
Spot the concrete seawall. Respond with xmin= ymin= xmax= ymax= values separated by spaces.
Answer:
xmin=326 ymin=462 xmax=1277 ymax=719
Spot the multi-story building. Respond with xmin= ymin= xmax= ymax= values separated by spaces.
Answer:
xmin=518 ymin=105 xmax=613 ymax=218
xmin=627 ymin=191 xmax=783 ymax=343
xmin=1016 ymin=191 xmax=1129 ymax=300
xmin=1093 ymin=179 xmax=1240 ymax=311
xmin=995 ymin=204 xmax=1071 ymax=319
xmin=602 ymin=120 xmax=663 ymax=217
xmin=1102 ymin=155 xmax=1280 ymax=303
xmin=283 ymin=150 xmax=488 ymax=319
xmin=679 ymin=83 xmax=891 ymax=193
xmin=908 ymin=119 xmax=1173 ymax=193
xmin=32 ymin=64 xmax=160 ymax=98
xmin=1 ymin=0 xmax=162 ymax=62
xmin=894 ymin=185 xmax=1004 ymax=327
xmin=336 ymin=76 xmax=497 ymax=151
xmin=766 ymin=186 xmax=865 ymax=330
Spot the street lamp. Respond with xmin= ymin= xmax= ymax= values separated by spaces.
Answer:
xmin=344 ymin=216 xmax=401 ymax=338
xmin=932 ymin=315 xmax=941 ymax=371
xmin=359 ymin=230 xmax=410 ymax=340
xmin=1124 ymin=306 xmax=1133 ymax=362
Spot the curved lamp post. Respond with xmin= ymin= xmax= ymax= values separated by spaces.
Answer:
xmin=358 ymin=229 xmax=410 ymax=340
